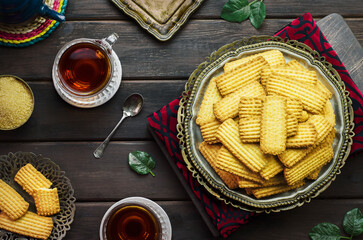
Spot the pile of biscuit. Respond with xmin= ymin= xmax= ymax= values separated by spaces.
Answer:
xmin=0 ymin=163 xmax=60 ymax=239
xmin=197 ymin=50 xmax=336 ymax=199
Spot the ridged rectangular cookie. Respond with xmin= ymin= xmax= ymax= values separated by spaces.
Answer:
xmin=199 ymin=142 xmax=239 ymax=189
xmin=224 ymin=49 xmax=285 ymax=73
xmin=238 ymin=97 xmax=263 ymax=117
xmin=196 ymin=77 xmax=222 ymax=125
xmin=266 ymin=72 xmax=329 ymax=114
xmin=216 ymin=119 xmax=269 ymax=172
xmin=259 ymin=156 xmax=284 ymax=180
xmin=307 ymin=115 xmax=334 ymax=145
xmin=239 ymin=116 xmax=261 ymax=143
xmin=216 ymin=56 xmax=267 ymax=96
xmin=200 ymin=120 xmax=221 ymax=144
xmin=286 ymin=122 xmax=317 ymax=148
xmin=273 ymin=68 xmax=318 ymax=85
xmin=260 ymin=96 xmax=287 ymax=155
xmin=279 ymin=128 xmax=336 ymax=168
xmin=14 ymin=163 xmax=52 ymax=196
xmin=215 ymin=146 xmax=265 ymax=184
xmin=251 ymin=181 xmax=305 ymax=199
xmin=0 ymin=211 xmax=53 ymax=240
xmin=284 ymin=141 xmax=334 ymax=185
xmin=33 ymin=188 xmax=60 ymax=216
xmin=214 ymin=80 xmax=265 ymax=122
xmin=0 ymin=179 xmax=29 ymax=220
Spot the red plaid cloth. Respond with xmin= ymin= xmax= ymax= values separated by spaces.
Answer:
xmin=147 ymin=13 xmax=363 ymax=238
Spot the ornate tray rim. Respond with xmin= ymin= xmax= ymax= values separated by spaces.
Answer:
xmin=0 ymin=151 xmax=76 ymax=239
xmin=176 ymin=36 xmax=355 ymax=213
xmin=110 ymin=0 xmax=204 ymax=41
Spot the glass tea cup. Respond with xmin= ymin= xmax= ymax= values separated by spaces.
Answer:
xmin=52 ymin=33 xmax=122 ymax=108
xmin=100 ymin=197 xmax=172 ymax=240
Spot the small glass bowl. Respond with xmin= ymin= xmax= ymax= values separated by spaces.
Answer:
xmin=0 ymin=75 xmax=34 ymax=130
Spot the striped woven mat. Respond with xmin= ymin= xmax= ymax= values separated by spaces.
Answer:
xmin=0 ymin=0 xmax=68 ymax=47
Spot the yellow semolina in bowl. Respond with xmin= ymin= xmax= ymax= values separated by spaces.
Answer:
xmin=0 ymin=75 xmax=34 ymax=130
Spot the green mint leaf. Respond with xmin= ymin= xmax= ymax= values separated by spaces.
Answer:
xmin=249 ymin=1 xmax=266 ymax=29
xmin=221 ymin=0 xmax=251 ymax=23
xmin=309 ymin=223 xmax=341 ymax=240
xmin=128 ymin=151 xmax=156 ymax=176
xmin=343 ymin=208 xmax=363 ymax=237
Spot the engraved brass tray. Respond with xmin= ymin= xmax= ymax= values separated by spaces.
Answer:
xmin=0 ymin=152 xmax=76 ymax=239
xmin=110 ymin=0 xmax=204 ymax=41
xmin=177 ymin=36 xmax=355 ymax=212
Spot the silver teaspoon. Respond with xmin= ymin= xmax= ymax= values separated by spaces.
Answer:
xmin=93 ymin=93 xmax=144 ymax=159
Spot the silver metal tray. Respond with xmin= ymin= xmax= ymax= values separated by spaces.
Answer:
xmin=110 ymin=0 xmax=204 ymax=41
xmin=177 ymin=36 xmax=354 ymax=212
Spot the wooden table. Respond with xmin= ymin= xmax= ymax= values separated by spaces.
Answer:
xmin=0 ymin=1 xmax=362 ymax=239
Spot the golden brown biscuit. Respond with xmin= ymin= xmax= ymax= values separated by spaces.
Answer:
xmin=278 ymin=147 xmax=313 ymax=168
xmin=287 ymin=98 xmax=303 ymax=121
xmin=239 ymin=116 xmax=261 ymax=143
xmin=214 ymin=80 xmax=265 ymax=122
xmin=196 ymin=77 xmax=222 ymax=125
xmin=224 ymin=50 xmax=285 ymax=72
xmin=200 ymin=120 xmax=221 ymax=144
xmin=321 ymin=100 xmax=336 ymax=126
xmin=260 ymin=65 xmax=273 ymax=87
xmin=0 ymin=179 xmax=29 ymax=220
xmin=259 ymin=156 xmax=284 ymax=180
xmin=199 ymin=142 xmax=239 ymax=189
xmin=286 ymin=60 xmax=332 ymax=99
xmin=286 ymin=60 xmax=306 ymax=70
xmin=238 ymin=177 xmax=262 ymax=188
xmin=0 ymin=211 xmax=53 ymax=240
xmin=287 ymin=114 xmax=299 ymax=137
xmin=286 ymin=122 xmax=317 ymax=148
xmin=279 ymin=127 xmax=336 ymax=168
xmin=266 ymin=72 xmax=330 ymax=114
xmin=216 ymin=56 xmax=267 ymax=96
xmin=216 ymin=119 xmax=269 ymax=172
xmin=14 ymin=163 xmax=52 ymax=196
xmin=215 ymin=146 xmax=265 ymax=184
xmin=261 ymin=174 xmax=286 ymax=187
xmin=238 ymin=97 xmax=263 ymax=117
xmin=33 ymin=188 xmax=60 ymax=216
xmin=273 ymin=68 xmax=318 ymax=85
xmin=307 ymin=115 xmax=334 ymax=145
xmin=284 ymin=141 xmax=334 ymax=185
xmin=251 ymin=181 xmax=305 ymax=199
xmin=316 ymin=80 xmax=333 ymax=99
xmin=307 ymin=168 xmax=321 ymax=180
xmin=260 ymin=96 xmax=287 ymax=155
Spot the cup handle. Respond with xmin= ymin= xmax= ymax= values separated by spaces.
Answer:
xmin=103 ymin=33 xmax=119 ymax=47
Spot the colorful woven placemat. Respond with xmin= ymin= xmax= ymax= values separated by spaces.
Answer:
xmin=0 ymin=0 xmax=68 ymax=47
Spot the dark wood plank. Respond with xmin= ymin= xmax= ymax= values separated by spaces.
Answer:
xmin=0 ymin=81 xmax=184 ymax=141
xmin=63 ymin=199 xmax=363 ymax=240
xmin=64 ymin=0 xmax=363 ymax=20
xmin=1 ymin=19 xmax=362 ymax=80
xmin=0 ymin=142 xmax=361 ymax=200
xmin=0 ymin=142 xmax=189 ymax=201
